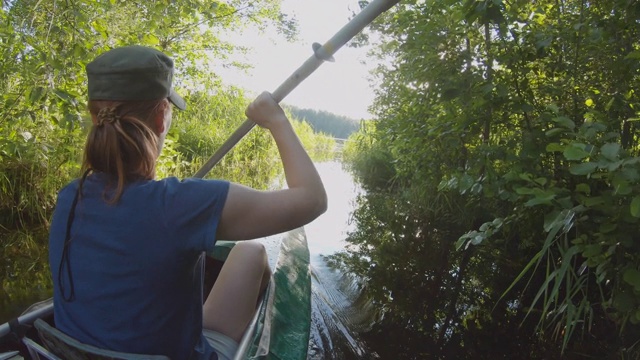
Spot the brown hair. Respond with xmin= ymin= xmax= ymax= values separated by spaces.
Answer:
xmin=83 ymin=99 xmax=169 ymax=203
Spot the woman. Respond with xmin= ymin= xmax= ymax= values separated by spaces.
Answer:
xmin=48 ymin=45 xmax=327 ymax=360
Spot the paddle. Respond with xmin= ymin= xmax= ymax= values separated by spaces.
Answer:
xmin=193 ymin=0 xmax=401 ymax=178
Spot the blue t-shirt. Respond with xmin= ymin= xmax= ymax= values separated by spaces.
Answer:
xmin=48 ymin=173 xmax=230 ymax=360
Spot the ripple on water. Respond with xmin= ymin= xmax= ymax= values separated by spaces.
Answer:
xmin=306 ymin=162 xmax=379 ymax=360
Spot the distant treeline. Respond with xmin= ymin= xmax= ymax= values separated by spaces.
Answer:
xmin=286 ymin=105 xmax=361 ymax=139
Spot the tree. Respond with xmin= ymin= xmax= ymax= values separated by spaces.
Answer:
xmin=335 ymin=0 xmax=640 ymax=358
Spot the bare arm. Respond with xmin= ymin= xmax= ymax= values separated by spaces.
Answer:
xmin=216 ymin=92 xmax=327 ymax=240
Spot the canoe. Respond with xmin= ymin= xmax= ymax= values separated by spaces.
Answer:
xmin=0 ymin=227 xmax=311 ymax=360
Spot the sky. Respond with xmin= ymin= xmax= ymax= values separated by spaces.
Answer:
xmin=215 ymin=0 xmax=379 ymax=120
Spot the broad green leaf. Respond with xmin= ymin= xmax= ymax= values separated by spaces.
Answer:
xmin=459 ymin=174 xmax=474 ymax=192
xmin=624 ymin=157 xmax=640 ymax=166
xmin=612 ymin=178 xmax=632 ymax=195
xmin=542 ymin=209 xmax=575 ymax=236
xmin=471 ymin=233 xmax=484 ymax=245
xmin=606 ymin=160 xmax=624 ymax=172
xmin=570 ymin=162 xmax=597 ymax=175
xmin=471 ymin=183 xmax=483 ymax=194
xmin=600 ymin=143 xmax=620 ymax=160
xmin=29 ymin=87 xmax=45 ymax=103
xmin=624 ymin=50 xmax=640 ymax=60
xmin=557 ymin=196 xmax=573 ymax=209
xmin=564 ymin=145 xmax=589 ymax=160
xmin=614 ymin=292 xmax=635 ymax=312
xmin=546 ymin=104 xmax=560 ymax=113
xmin=456 ymin=231 xmax=478 ymax=250
xmin=546 ymin=143 xmax=564 ymax=152
xmin=575 ymin=183 xmax=590 ymax=194
xmin=583 ymin=196 xmax=604 ymax=207
xmin=534 ymin=177 xmax=547 ymax=186
xmin=438 ymin=177 xmax=458 ymax=191
xmin=599 ymin=222 xmax=617 ymax=233
xmin=480 ymin=83 xmax=494 ymax=94
xmin=623 ymin=269 xmax=640 ymax=290
xmin=519 ymin=173 xmax=532 ymax=181
xmin=515 ymin=187 xmax=536 ymax=195
xmin=622 ymin=167 xmax=640 ymax=182
xmin=525 ymin=193 xmax=555 ymax=207
xmin=630 ymin=196 xmax=640 ymax=218
xmin=536 ymin=37 xmax=552 ymax=50
xmin=605 ymin=97 xmax=615 ymax=111
xmin=518 ymin=102 xmax=534 ymax=112
xmin=142 ymin=34 xmax=160 ymax=45
xmin=552 ymin=116 xmax=575 ymax=129
xmin=545 ymin=128 xmax=564 ymax=137
xmin=442 ymin=88 xmax=460 ymax=100
xmin=582 ymin=244 xmax=601 ymax=258
xmin=544 ymin=210 xmax=562 ymax=231
xmin=585 ymin=98 xmax=594 ymax=107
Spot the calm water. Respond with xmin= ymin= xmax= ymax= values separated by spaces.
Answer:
xmin=306 ymin=162 xmax=377 ymax=359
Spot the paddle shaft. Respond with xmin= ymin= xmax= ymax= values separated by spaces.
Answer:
xmin=193 ymin=0 xmax=400 ymax=178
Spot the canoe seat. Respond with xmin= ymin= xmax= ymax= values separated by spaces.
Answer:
xmin=29 ymin=319 xmax=169 ymax=360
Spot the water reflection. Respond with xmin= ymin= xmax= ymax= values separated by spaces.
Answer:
xmin=306 ymin=162 xmax=378 ymax=359
xmin=306 ymin=161 xmax=360 ymax=257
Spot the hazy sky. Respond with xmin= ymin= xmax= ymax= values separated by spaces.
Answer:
xmin=216 ymin=0 xmax=378 ymax=120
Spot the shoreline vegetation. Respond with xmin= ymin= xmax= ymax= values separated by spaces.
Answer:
xmin=333 ymin=0 xmax=640 ymax=358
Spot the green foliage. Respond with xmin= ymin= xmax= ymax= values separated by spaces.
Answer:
xmin=342 ymin=121 xmax=396 ymax=192
xmin=337 ymin=0 xmax=640 ymax=357
xmin=161 ymin=88 xmax=281 ymax=189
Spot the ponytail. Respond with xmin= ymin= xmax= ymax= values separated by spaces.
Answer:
xmin=83 ymin=99 xmax=168 ymax=204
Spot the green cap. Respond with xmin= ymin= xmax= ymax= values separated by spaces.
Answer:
xmin=86 ymin=46 xmax=186 ymax=110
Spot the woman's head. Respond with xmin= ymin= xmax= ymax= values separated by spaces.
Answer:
xmin=83 ymin=46 xmax=185 ymax=202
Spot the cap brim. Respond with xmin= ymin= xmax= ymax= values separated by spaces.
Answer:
xmin=168 ymin=89 xmax=186 ymax=110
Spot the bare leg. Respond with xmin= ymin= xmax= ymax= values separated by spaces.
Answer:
xmin=203 ymin=241 xmax=271 ymax=342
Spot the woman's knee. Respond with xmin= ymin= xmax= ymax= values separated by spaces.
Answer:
xmin=231 ymin=241 xmax=267 ymax=264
